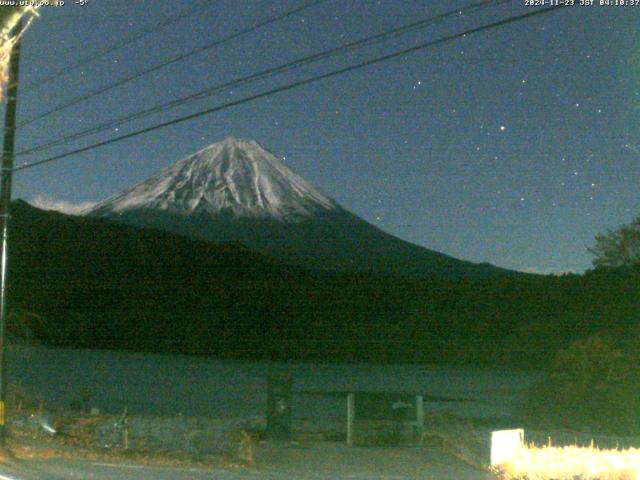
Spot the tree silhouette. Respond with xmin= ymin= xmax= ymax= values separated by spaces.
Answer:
xmin=589 ymin=217 xmax=640 ymax=268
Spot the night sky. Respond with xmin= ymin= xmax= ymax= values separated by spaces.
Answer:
xmin=7 ymin=0 xmax=639 ymax=274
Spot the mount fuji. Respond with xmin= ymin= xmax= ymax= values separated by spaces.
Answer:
xmin=86 ymin=137 xmax=506 ymax=278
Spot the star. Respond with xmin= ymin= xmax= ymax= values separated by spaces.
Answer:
xmin=500 ymin=125 xmax=506 ymax=132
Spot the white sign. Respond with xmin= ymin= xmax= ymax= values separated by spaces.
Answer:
xmin=491 ymin=428 xmax=524 ymax=466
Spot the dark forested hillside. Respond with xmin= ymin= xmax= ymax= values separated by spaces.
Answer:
xmin=7 ymin=200 xmax=640 ymax=367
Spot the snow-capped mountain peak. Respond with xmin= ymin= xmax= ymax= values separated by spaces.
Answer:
xmin=86 ymin=137 xmax=337 ymax=222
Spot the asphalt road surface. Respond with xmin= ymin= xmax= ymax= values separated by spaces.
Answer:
xmin=0 ymin=444 xmax=491 ymax=479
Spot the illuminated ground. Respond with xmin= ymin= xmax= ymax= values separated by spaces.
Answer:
xmin=2 ymin=345 xmax=530 ymax=478
xmin=2 ymin=443 xmax=491 ymax=479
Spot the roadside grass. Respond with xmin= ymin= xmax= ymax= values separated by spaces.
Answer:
xmin=4 ymin=442 xmax=243 ymax=469
xmin=4 ymin=413 xmax=256 ymax=470
xmin=492 ymin=443 xmax=640 ymax=480
xmin=420 ymin=414 xmax=494 ymax=471
xmin=420 ymin=414 xmax=640 ymax=480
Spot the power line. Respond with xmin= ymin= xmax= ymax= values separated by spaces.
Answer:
xmin=20 ymin=0 xmax=218 ymax=94
xmin=12 ymin=0 xmax=331 ymax=131
xmin=13 ymin=5 xmax=567 ymax=174
xmin=17 ymin=0 xmax=509 ymax=157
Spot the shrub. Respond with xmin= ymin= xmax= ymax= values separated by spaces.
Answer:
xmin=520 ymin=335 xmax=640 ymax=436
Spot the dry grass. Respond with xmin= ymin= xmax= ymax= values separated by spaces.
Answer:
xmin=0 ymin=441 xmax=252 ymax=472
xmin=3 ymin=407 xmax=250 ymax=470
xmin=493 ymin=443 xmax=640 ymax=480
xmin=420 ymin=415 xmax=490 ymax=472
xmin=6 ymin=412 xmax=258 ymax=470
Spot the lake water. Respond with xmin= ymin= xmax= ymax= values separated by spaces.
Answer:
xmin=7 ymin=346 xmax=543 ymax=421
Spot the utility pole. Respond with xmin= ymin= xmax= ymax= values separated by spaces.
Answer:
xmin=0 ymin=19 xmax=23 ymax=447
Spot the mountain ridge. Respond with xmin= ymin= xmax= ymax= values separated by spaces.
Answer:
xmin=86 ymin=137 xmax=512 ymax=278
xmin=8 ymin=199 xmax=638 ymax=367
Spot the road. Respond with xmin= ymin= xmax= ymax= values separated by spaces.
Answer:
xmin=0 ymin=444 xmax=491 ymax=479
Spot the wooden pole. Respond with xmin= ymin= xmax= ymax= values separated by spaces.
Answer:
xmin=0 ymin=19 xmax=23 ymax=447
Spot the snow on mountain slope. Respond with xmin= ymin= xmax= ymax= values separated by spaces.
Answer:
xmin=87 ymin=137 xmax=337 ymax=222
